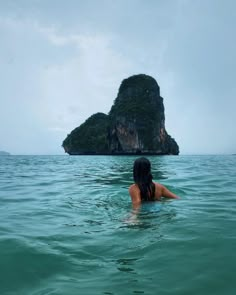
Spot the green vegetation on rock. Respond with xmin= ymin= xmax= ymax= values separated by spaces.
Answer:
xmin=109 ymin=75 xmax=165 ymax=151
xmin=62 ymin=113 xmax=109 ymax=154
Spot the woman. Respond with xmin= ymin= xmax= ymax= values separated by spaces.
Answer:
xmin=129 ymin=157 xmax=179 ymax=206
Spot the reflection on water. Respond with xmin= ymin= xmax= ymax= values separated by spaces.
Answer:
xmin=116 ymin=257 xmax=139 ymax=273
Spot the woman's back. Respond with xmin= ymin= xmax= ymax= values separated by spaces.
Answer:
xmin=129 ymin=157 xmax=179 ymax=205
xmin=129 ymin=181 xmax=178 ymax=204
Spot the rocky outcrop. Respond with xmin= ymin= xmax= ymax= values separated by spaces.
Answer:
xmin=62 ymin=74 xmax=179 ymax=155
xmin=108 ymin=74 xmax=179 ymax=154
xmin=62 ymin=113 xmax=109 ymax=155
xmin=0 ymin=151 xmax=10 ymax=156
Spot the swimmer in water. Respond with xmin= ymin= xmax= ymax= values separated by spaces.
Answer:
xmin=129 ymin=157 xmax=179 ymax=207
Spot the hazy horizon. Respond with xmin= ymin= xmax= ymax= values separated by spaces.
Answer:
xmin=1 ymin=153 xmax=235 ymax=156
xmin=1 ymin=1 xmax=236 ymax=155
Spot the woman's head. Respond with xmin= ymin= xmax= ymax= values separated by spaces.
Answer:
xmin=133 ymin=157 xmax=155 ymax=201
xmin=133 ymin=157 xmax=152 ymax=183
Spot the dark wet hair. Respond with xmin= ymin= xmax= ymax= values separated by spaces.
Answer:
xmin=133 ymin=157 xmax=155 ymax=201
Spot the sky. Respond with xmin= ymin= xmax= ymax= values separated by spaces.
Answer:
xmin=0 ymin=0 xmax=235 ymax=155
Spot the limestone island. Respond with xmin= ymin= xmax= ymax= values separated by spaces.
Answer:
xmin=0 ymin=151 xmax=11 ymax=156
xmin=62 ymin=74 xmax=179 ymax=155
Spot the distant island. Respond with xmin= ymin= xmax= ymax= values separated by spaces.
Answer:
xmin=0 ymin=151 xmax=10 ymax=156
xmin=62 ymin=74 xmax=179 ymax=155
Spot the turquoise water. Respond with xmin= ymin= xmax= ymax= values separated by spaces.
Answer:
xmin=0 ymin=155 xmax=236 ymax=295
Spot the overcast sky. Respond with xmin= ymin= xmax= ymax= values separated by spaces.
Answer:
xmin=0 ymin=0 xmax=235 ymax=155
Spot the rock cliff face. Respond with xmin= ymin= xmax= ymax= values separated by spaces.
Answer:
xmin=108 ymin=74 xmax=179 ymax=154
xmin=62 ymin=74 xmax=179 ymax=155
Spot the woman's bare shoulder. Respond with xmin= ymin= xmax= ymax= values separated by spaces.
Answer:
xmin=152 ymin=182 xmax=162 ymax=198
xmin=128 ymin=184 xmax=141 ymax=203
xmin=153 ymin=182 xmax=163 ymax=190
xmin=154 ymin=182 xmax=179 ymax=199
xmin=129 ymin=184 xmax=139 ymax=193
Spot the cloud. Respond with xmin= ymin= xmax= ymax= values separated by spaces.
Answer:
xmin=38 ymin=28 xmax=133 ymax=132
xmin=0 ymin=16 xmax=133 ymax=153
xmin=1 ymin=1 xmax=236 ymax=155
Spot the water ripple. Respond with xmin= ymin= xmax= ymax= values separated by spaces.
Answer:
xmin=0 ymin=155 xmax=236 ymax=294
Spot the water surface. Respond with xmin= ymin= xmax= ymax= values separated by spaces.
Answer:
xmin=0 ymin=155 xmax=236 ymax=294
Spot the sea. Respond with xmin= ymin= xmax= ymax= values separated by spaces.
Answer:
xmin=0 ymin=155 xmax=236 ymax=295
